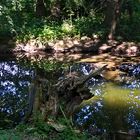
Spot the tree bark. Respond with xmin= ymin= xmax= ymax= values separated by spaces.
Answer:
xmin=45 ymin=64 xmax=107 ymax=118
xmin=24 ymin=65 xmax=107 ymax=122
xmin=35 ymin=0 xmax=46 ymax=17
xmin=104 ymin=0 xmax=123 ymax=40
xmin=50 ymin=0 xmax=61 ymax=20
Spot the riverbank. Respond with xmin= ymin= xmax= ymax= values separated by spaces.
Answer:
xmin=1 ymin=36 xmax=140 ymax=57
xmin=0 ymin=37 xmax=140 ymax=76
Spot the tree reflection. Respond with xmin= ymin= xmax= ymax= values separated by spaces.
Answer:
xmin=0 ymin=61 xmax=34 ymax=128
xmin=74 ymin=82 xmax=140 ymax=135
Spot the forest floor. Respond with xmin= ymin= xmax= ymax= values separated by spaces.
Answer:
xmin=0 ymin=37 xmax=140 ymax=80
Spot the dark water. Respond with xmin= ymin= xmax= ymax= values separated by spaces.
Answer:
xmin=0 ymin=60 xmax=34 ymax=128
xmin=0 ymin=59 xmax=140 ymax=138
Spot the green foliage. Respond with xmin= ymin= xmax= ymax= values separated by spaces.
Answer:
xmin=116 ymin=0 xmax=140 ymax=41
xmin=0 ymin=118 xmax=94 ymax=140
xmin=0 ymin=0 xmax=34 ymax=38
xmin=56 ymin=129 xmax=87 ymax=140
xmin=117 ymin=15 xmax=140 ymax=41
xmin=31 ymin=59 xmax=69 ymax=73
xmin=0 ymin=130 xmax=22 ymax=140
xmin=0 ymin=7 xmax=15 ymax=37
xmin=0 ymin=0 xmax=106 ymax=42
xmin=0 ymin=0 xmax=139 ymax=42
xmin=74 ymin=16 xmax=105 ymax=36
xmin=15 ymin=15 xmax=105 ymax=42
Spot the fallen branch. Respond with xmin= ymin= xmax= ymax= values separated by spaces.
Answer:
xmin=70 ymin=64 xmax=107 ymax=91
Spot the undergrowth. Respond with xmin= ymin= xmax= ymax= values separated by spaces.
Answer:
xmin=0 ymin=10 xmax=140 ymax=43
xmin=15 ymin=15 xmax=105 ymax=43
xmin=0 ymin=118 xmax=97 ymax=140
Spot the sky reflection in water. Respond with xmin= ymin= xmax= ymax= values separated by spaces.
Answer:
xmin=73 ymin=63 xmax=140 ymax=134
xmin=0 ymin=61 xmax=34 ymax=128
xmin=0 ymin=60 xmax=140 ymax=134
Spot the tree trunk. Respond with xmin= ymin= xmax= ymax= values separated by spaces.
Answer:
xmin=45 ymin=65 xmax=107 ymax=118
xmin=35 ymin=0 xmax=46 ymax=17
xmin=24 ymin=65 xmax=107 ymax=122
xmin=50 ymin=0 xmax=61 ymax=20
xmin=104 ymin=0 xmax=123 ymax=40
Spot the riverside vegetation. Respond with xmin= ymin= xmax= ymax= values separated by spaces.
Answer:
xmin=0 ymin=0 xmax=140 ymax=140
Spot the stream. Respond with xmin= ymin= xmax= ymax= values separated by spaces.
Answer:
xmin=0 ymin=58 xmax=140 ymax=139
xmin=0 ymin=60 xmax=34 ymax=128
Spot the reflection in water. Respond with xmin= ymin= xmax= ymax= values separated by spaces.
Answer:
xmin=69 ymin=63 xmax=105 ymax=86
xmin=0 ymin=60 xmax=140 ymax=139
xmin=0 ymin=61 xmax=34 ymax=128
xmin=119 ymin=63 xmax=140 ymax=77
xmin=124 ymin=79 xmax=140 ymax=89
xmin=72 ymin=63 xmax=140 ymax=138
xmin=74 ymin=82 xmax=140 ymax=136
xmin=120 ymin=63 xmax=140 ymax=89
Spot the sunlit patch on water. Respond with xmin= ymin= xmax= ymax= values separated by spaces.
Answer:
xmin=72 ymin=63 xmax=140 ymax=138
xmin=74 ymin=82 xmax=140 ymax=136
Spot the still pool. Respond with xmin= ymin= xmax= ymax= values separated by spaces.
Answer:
xmin=0 ymin=59 xmax=140 ymax=138
xmin=74 ymin=82 xmax=140 ymax=134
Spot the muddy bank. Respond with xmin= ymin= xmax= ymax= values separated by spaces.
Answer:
xmin=15 ymin=38 xmax=140 ymax=56
xmin=0 ymin=37 xmax=140 ymax=57
xmin=0 ymin=37 xmax=140 ymax=76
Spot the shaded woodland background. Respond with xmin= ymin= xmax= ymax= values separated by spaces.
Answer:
xmin=0 ymin=0 xmax=140 ymax=43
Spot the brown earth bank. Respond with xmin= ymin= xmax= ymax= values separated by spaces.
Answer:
xmin=0 ymin=36 xmax=140 ymax=56
xmin=14 ymin=37 xmax=140 ymax=56
xmin=0 ymin=37 xmax=140 ymax=72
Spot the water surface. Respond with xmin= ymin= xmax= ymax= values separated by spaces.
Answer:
xmin=73 ymin=63 xmax=140 ymax=137
xmin=0 ymin=60 xmax=34 ymax=128
xmin=0 ymin=59 xmax=140 ymax=138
